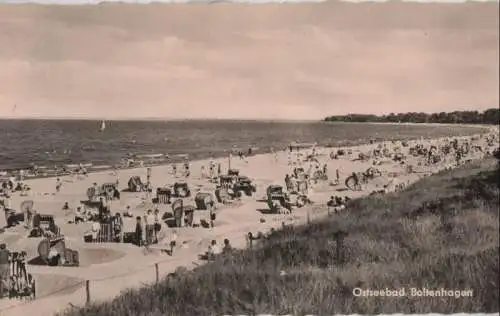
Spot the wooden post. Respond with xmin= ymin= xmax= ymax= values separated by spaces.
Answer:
xmin=306 ymin=210 xmax=311 ymax=224
xmin=85 ymin=280 xmax=90 ymax=304
xmin=228 ymin=152 xmax=231 ymax=173
xmin=155 ymin=263 xmax=159 ymax=283
xmin=334 ymin=230 xmax=348 ymax=265
xmin=247 ymin=232 xmax=253 ymax=250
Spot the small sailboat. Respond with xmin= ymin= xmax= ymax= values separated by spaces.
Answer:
xmin=99 ymin=120 xmax=106 ymax=132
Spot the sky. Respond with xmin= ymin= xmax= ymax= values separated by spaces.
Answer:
xmin=0 ymin=2 xmax=498 ymax=120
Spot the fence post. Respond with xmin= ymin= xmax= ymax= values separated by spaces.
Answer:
xmin=335 ymin=230 xmax=348 ymax=265
xmin=155 ymin=263 xmax=159 ymax=283
xmin=85 ymin=280 xmax=90 ymax=304
xmin=247 ymin=232 xmax=253 ymax=250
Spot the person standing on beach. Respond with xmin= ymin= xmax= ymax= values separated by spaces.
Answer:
xmin=172 ymin=164 xmax=177 ymax=177
xmin=208 ymin=201 xmax=216 ymax=228
xmin=114 ymin=213 xmax=124 ymax=243
xmin=184 ymin=161 xmax=190 ymax=178
xmin=135 ymin=216 xmax=143 ymax=246
xmin=55 ymin=178 xmax=62 ymax=193
xmin=222 ymin=239 xmax=232 ymax=254
xmin=0 ymin=244 xmax=9 ymax=297
xmin=153 ymin=208 xmax=161 ymax=243
xmin=2 ymin=194 xmax=14 ymax=227
xmin=284 ymin=174 xmax=292 ymax=191
xmin=146 ymin=167 xmax=152 ymax=185
xmin=91 ymin=183 xmax=98 ymax=201
xmin=145 ymin=210 xmax=155 ymax=245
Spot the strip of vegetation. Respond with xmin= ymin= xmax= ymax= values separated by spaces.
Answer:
xmin=324 ymin=108 xmax=500 ymax=125
xmin=60 ymin=158 xmax=499 ymax=316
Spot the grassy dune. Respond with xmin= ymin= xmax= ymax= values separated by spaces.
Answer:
xmin=60 ymin=158 xmax=499 ymax=316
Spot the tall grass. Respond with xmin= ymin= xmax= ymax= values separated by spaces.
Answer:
xmin=60 ymin=158 xmax=499 ymax=316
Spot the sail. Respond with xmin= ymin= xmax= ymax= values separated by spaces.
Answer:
xmin=100 ymin=120 xmax=106 ymax=131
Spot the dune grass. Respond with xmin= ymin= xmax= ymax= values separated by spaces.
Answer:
xmin=60 ymin=158 xmax=499 ymax=316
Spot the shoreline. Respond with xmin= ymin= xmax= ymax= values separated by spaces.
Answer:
xmin=0 ymin=123 xmax=489 ymax=181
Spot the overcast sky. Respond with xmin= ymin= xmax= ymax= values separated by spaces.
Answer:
xmin=0 ymin=2 xmax=498 ymax=120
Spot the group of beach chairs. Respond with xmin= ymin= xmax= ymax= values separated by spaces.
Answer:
xmin=0 ymin=244 xmax=36 ymax=300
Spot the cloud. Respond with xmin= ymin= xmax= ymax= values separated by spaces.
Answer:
xmin=0 ymin=2 xmax=498 ymax=119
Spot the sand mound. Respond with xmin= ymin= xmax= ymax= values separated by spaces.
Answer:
xmin=78 ymin=248 xmax=126 ymax=266
xmin=33 ymin=274 xmax=85 ymax=298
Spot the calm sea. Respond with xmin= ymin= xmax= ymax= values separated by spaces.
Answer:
xmin=0 ymin=119 xmax=484 ymax=171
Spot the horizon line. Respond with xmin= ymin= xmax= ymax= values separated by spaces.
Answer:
xmin=0 ymin=116 xmax=321 ymax=122
xmin=0 ymin=0 xmax=498 ymax=4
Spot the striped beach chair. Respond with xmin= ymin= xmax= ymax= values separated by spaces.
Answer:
xmin=156 ymin=188 xmax=171 ymax=204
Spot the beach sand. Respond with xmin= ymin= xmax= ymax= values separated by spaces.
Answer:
xmin=0 ymin=127 xmax=497 ymax=316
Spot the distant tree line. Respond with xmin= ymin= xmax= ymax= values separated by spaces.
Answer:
xmin=323 ymin=108 xmax=500 ymax=125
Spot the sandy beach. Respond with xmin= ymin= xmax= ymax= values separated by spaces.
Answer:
xmin=0 ymin=126 xmax=497 ymax=316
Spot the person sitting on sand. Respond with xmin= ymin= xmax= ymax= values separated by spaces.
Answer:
xmin=207 ymin=240 xmax=220 ymax=260
xmin=75 ymin=206 xmax=86 ymax=224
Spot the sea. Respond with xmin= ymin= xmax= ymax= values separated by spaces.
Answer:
xmin=0 ymin=119 xmax=485 ymax=172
